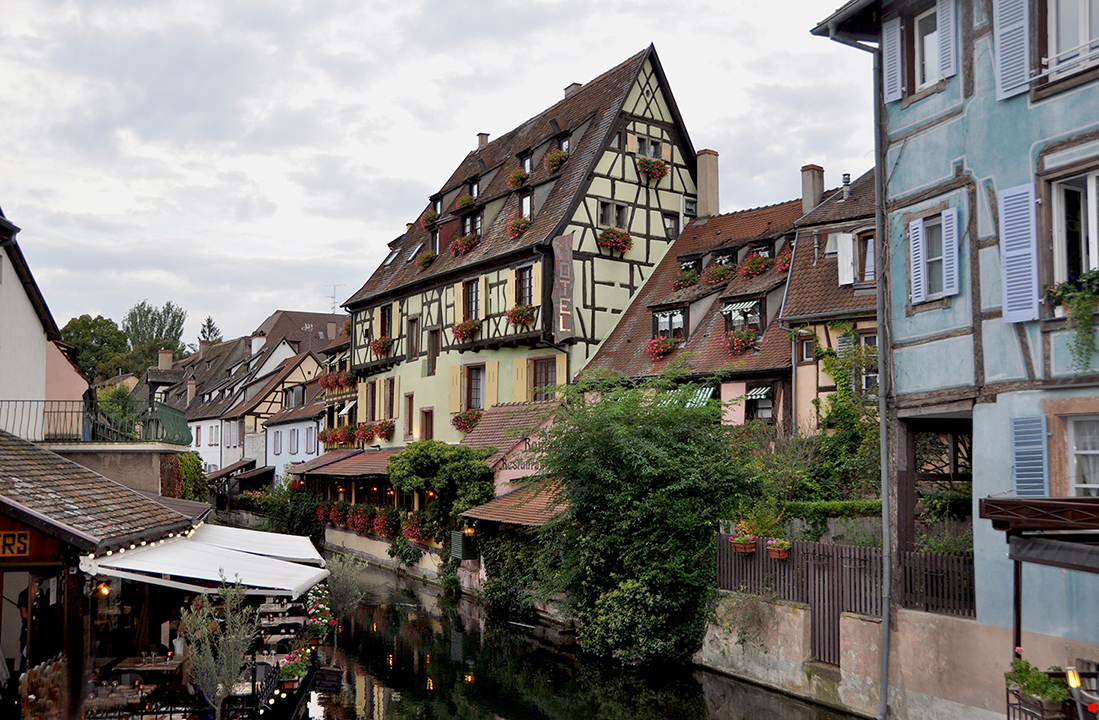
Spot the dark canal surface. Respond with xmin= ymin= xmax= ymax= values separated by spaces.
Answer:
xmin=306 ymin=567 xmax=863 ymax=720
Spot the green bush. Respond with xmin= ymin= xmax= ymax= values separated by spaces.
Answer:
xmin=783 ymin=500 xmax=881 ymax=542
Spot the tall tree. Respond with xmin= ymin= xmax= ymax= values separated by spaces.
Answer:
xmin=98 ymin=338 xmax=185 ymax=379
xmin=122 ymin=300 xmax=187 ymax=352
xmin=180 ymin=580 xmax=259 ymax=720
xmin=198 ymin=316 xmax=223 ymax=344
xmin=60 ymin=314 xmax=128 ymax=380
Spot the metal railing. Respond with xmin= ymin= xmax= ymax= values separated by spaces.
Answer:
xmin=0 ymin=399 xmax=192 ymax=446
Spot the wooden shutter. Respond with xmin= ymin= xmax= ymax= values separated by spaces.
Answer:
xmin=938 ymin=0 xmax=957 ymax=79
xmin=479 ymin=276 xmax=488 ymax=320
xmin=485 ymin=361 xmax=499 ymax=409
xmin=392 ymin=375 xmax=400 ymax=418
xmin=531 ymin=261 xmax=542 ymax=307
xmin=883 ymin=17 xmax=903 ymax=103
xmin=626 ymin=133 xmax=638 ymax=154
xmin=999 ymin=183 xmax=1039 ymax=323
xmin=513 ymin=359 xmax=529 ymax=403
xmin=941 ymin=207 xmax=960 ymax=296
xmin=660 ymin=142 xmax=672 ymax=162
xmin=836 ymin=233 xmax=854 ymax=286
xmin=505 ymin=268 xmax=517 ymax=311
xmin=391 ymin=301 xmax=401 ymax=341
xmin=372 ymin=306 xmax=381 ymax=338
xmin=448 ymin=365 xmax=462 ymax=414
xmin=555 ymin=353 xmax=568 ymax=398
xmin=453 ymin=282 xmax=464 ymax=323
xmin=1011 ymin=416 xmax=1048 ymax=496
xmin=993 ymin=0 xmax=1030 ymax=100
xmin=909 ymin=218 xmax=927 ymax=304
xmin=836 ymin=334 xmax=857 ymax=390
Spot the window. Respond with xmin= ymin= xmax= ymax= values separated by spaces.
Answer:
xmin=474 ymin=214 xmax=482 ymax=236
xmin=274 ymin=430 xmax=282 ymax=455
xmin=1047 ymin=0 xmax=1099 ymax=76
xmin=861 ymin=334 xmax=879 ymax=392
xmin=909 ymin=208 xmax=959 ymax=304
xmin=559 ymin=135 xmax=570 ymax=153
xmin=430 ymin=229 xmax=439 ymax=255
xmin=522 ymin=155 xmax=532 ymax=173
xmin=521 ymin=194 xmax=532 ymax=220
xmin=367 ymin=381 xmax=377 ymax=422
xmin=306 ymin=426 xmax=316 ymax=454
xmin=428 ymin=330 xmax=440 ymax=376
xmin=408 ymin=318 xmax=420 ymax=359
xmin=745 ymin=387 xmax=774 ymax=422
xmin=466 ymin=366 xmax=485 ymax=410
xmin=858 ymin=232 xmax=876 ymax=283
xmin=915 ymin=7 xmax=940 ymax=90
xmin=724 ymin=302 xmax=761 ymax=333
xmin=800 ymin=338 xmax=816 ymax=363
xmin=653 ymin=309 xmax=686 ymax=340
xmin=471 ymin=179 xmax=480 ymax=199
xmin=663 ymin=214 xmax=679 ymax=240
xmin=531 ymin=358 xmax=556 ymax=401
xmin=421 ymin=409 xmax=434 ymax=440
xmin=404 ymin=394 xmax=414 ymax=437
xmin=648 ymin=140 xmax=662 ymax=158
xmin=882 ymin=0 xmax=956 ymax=103
xmin=1070 ymin=417 xmax=1099 ymax=496
xmin=1052 ymin=170 xmax=1099 ymax=284
xmin=685 ymin=199 xmax=697 ymax=217
xmin=385 ymin=377 xmax=395 ymax=419
xmin=516 ymin=266 xmax=534 ymax=306
xmin=433 ymin=198 xmax=442 ymax=214
xmin=195 ymin=426 xmax=201 ymax=447
xmin=212 ymin=425 xmax=219 ymax=445
xmin=462 ymin=215 xmax=472 ymax=235
xmin=610 ymin=131 xmax=621 ymax=150
xmin=290 ymin=428 xmax=299 ymax=454
xmin=600 ymin=201 xmax=627 ymax=228
xmin=380 ymin=305 xmax=392 ymax=338
xmin=464 ymin=280 xmax=480 ymax=321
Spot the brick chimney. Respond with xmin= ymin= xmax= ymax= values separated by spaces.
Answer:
xmin=696 ymin=149 xmax=720 ymax=217
xmin=478 ymin=132 xmax=489 ymax=149
xmin=801 ymin=164 xmax=824 ymax=214
xmin=158 ymin=348 xmax=173 ymax=370
xmin=198 ymin=340 xmax=211 ymax=357
xmin=187 ymin=376 xmax=196 ymax=405
xmin=564 ymin=82 xmax=582 ymax=98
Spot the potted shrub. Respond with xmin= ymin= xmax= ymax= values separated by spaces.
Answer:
xmin=701 ymin=263 xmax=737 ymax=285
xmin=636 ymin=157 xmax=669 ymax=183
xmin=451 ymin=409 xmax=483 ymax=433
xmin=723 ymin=330 xmax=759 ymax=356
xmin=508 ymin=169 xmax=529 ymax=189
xmin=370 ymin=336 xmax=393 ymax=358
xmin=505 ymin=303 xmax=537 ymax=329
xmin=543 ymin=149 xmax=569 ymax=173
xmin=597 ymin=228 xmax=632 ymax=253
xmin=508 ymin=217 xmax=531 ymax=239
xmin=455 ymin=194 xmax=475 ymax=210
xmin=646 ymin=337 xmax=678 ymax=361
xmin=736 ymin=252 xmax=776 ymax=280
xmin=416 ymin=251 xmax=436 ymax=272
xmin=421 ymin=208 xmax=438 ymax=229
xmin=374 ymin=419 xmax=395 ymax=442
xmin=453 ymin=318 xmax=482 ymax=342
xmin=1005 ymin=657 xmax=1071 ymax=718
xmin=729 ymin=534 xmax=757 ymax=554
xmin=671 ymin=269 xmax=698 ymax=291
xmin=450 ymin=233 xmax=479 ymax=257
xmin=766 ymin=538 xmax=791 ymax=559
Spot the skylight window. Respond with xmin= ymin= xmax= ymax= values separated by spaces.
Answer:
xmin=383 ymin=248 xmax=400 ymax=266
xmin=406 ymin=242 xmax=424 ymax=262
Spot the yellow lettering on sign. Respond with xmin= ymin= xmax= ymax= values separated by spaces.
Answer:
xmin=0 ymin=532 xmax=30 ymax=556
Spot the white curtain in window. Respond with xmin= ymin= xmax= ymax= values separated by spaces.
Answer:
xmin=1075 ymin=419 xmax=1099 ymax=495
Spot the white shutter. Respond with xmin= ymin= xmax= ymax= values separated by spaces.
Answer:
xmin=941 ymin=207 xmax=960 ymax=296
xmin=999 ymin=183 xmax=1039 ymax=323
xmin=910 ymin=218 xmax=927 ymax=304
xmin=836 ymin=233 xmax=854 ymax=286
xmin=1011 ymin=416 xmax=1048 ymax=497
xmin=836 ymin=333 xmax=857 ymax=390
xmin=883 ymin=17 xmax=903 ymax=103
xmin=937 ymin=0 xmax=957 ymax=79
xmin=993 ymin=0 xmax=1030 ymax=100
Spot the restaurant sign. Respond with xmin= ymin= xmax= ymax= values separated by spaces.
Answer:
xmin=0 ymin=516 xmax=63 ymax=565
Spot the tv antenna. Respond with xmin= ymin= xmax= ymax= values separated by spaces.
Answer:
xmin=327 ymin=284 xmax=346 ymax=314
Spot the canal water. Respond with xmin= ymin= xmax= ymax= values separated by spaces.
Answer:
xmin=308 ymin=567 xmax=863 ymax=720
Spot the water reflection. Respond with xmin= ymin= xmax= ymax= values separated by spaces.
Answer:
xmin=312 ymin=567 xmax=859 ymax=720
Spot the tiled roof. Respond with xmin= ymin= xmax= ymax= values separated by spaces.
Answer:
xmin=0 ymin=430 xmax=191 ymax=550
xmin=133 ymin=490 xmax=211 ymax=523
xmin=460 ymin=400 xmax=558 ymax=468
xmin=345 ymin=47 xmax=659 ymax=309
xmin=265 ymin=400 xmax=325 ymax=427
xmin=206 ymin=458 xmax=256 ymax=482
xmin=463 ymin=481 xmax=563 ymax=527
xmin=584 ymin=199 xmax=804 ymax=379
xmin=300 ymin=449 xmax=403 ymax=478
xmin=254 ymin=310 xmax=347 ymax=352
xmin=295 ymin=449 xmax=360 ymax=474
xmin=797 ymin=169 xmax=875 ymax=226
xmin=223 ymin=350 xmax=318 ymax=420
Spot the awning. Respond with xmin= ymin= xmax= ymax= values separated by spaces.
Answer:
xmin=191 ymin=524 xmax=325 ymax=566
xmin=685 ymin=386 xmax=715 ymax=408
xmin=722 ymin=301 xmax=757 ymax=314
xmin=80 ymin=534 xmax=329 ymax=598
xmin=1009 ymin=535 xmax=1099 ymax=575
xmin=338 ymin=399 xmax=357 ymax=417
xmin=745 ymin=386 xmax=771 ymax=400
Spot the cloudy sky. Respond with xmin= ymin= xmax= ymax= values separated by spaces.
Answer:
xmin=1 ymin=0 xmax=873 ymax=344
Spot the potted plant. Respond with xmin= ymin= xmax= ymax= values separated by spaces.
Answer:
xmin=701 ymin=263 xmax=737 ymax=285
xmin=636 ymin=157 xmax=669 ymax=183
xmin=453 ymin=318 xmax=482 ymax=342
xmin=455 ymin=194 xmax=475 ymax=210
xmin=279 ymin=645 xmax=312 ymax=687
xmin=775 ymin=247 xmax=793 ymax=272
xmin=597 ymin=228 xmax=632 ymax=253
xmin=505 ymin=303 xmax=537 ymax=329
xmin=416 ymin=251 xmax=437 ymax=272
xmin=338 ymin=425 xmax=357 ymax=445
xmin=305 ymin=585 xmax=335 ymax=643
xmin=671 ymin=269 xmax=698 ymax=291
xmin=766 ymin=538 xmax=791 ymax=559
xmin=421 ymin=208 xmax=438 ymax=229
xmin=1005 ymin=656 xmax=1071 ymax=718
xmin=723 ymin=330 xmax=759 ymax=356
xmin=374 ymin=419 xmax=395 ymax=442
xmin=370 ymin=336 xmax=393 ymax=358
xmin=451 ymin=409 xmax=483 ymax=433
xmin=353 ymin=423 xmax=375 ymax=444
xmin=508 ymin=217 xmax=531 ymax=239
xmin=543 ymin=149 xmax=569 ymax=173
xmin=646 ymin=337 xmax=678 ymax=361
xmin=508 ymin=169 xmax=529 ymax=189
xmin=729 ymin=534 xmax=757 ymax=554
xmin=736 ymin=252 xmax=775 ymax=280
xmin=450 ymin=233 xmax=479 ymax=257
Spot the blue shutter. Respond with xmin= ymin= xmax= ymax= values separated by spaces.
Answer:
xmin=999 ymin=183 xmax=1038 ymax=323
xmin=993 ymin=0 xmax=1030 ymax=100
xmin=938 ymin=0 xmax=958 ymax=79
xmin=1011 ymin=416 xmax=1048 ymax=497
xmin=942 ymin=207 xmax=960 ymax=296
xmin=910 ymin=218 xmax=927 ymax=304
xmin=883 ymin=17 xmax=903 ymax=103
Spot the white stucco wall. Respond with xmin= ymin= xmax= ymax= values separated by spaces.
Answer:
xmin=0 ymin=246 xmax=48 ymax=406
xmin=267 ymin=419 xmax=321 ymax=482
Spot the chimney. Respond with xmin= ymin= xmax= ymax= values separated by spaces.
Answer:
xmin=696 ymin=149 xmax=720 ymax=217
xmin=187 ymin=376 xmax=196 ymax=405
xmin=158 ymin=348 xmax=173 ymax=370
xmin=327 ymin=321 xmax=337 ymax=340
xmin=477 ymin=132 xmax=489 ymax=149
xmin=564 ymin=82 xmax=582 ymax=98
xmin=251 ymin=332 xmax=266 ymax=355
xmin=198 ymin=340 xmax=211 ymax=357
xmin=801 ymin=164 xmax=824 ymax=214
xmin=842 ymin=173 xmax=852 ymax=200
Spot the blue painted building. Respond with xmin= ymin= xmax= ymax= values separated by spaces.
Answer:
xmin=815 ymin=0 xmax=1099 ymax=652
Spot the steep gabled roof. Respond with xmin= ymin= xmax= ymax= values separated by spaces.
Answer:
xmin=253 ymin=310 xmax=347 ymax=354
xmin=346 ymin=46 xmax=687 ymax=310
xmin=460 ymin=400 xmax=558 ymax=469
xmin=0 ymin=218 xmax=61 ymax=343
xmin=222 ymin=350 xmax=319 ymax=420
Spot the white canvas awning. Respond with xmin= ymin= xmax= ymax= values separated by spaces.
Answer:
xmin=745 ymin=386 xmax=771 ymax=400
xmin=191 ymin=524 xmax=325 ymax=566
xmin=722 ymin=301 xmax=757 ymax=314
xmin=338 ymin=400 xmax=357 ymax=416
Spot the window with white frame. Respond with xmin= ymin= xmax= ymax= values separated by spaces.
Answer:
xmin=290 ymin=428 xmax=299 ymax=455
xmin=881 ymin=0 xmax=957 ymax=103
xmin=909 ymin=208 xmax=959 ymax=303
xmin=1052 ymin=170 xmax=1099 ymax=284
xmin=522 ymin=154 xmax=532 ymax=174
xmin=858 ymin=231 xmax=876 ymax=283
xmin=1047 ymin=0 xmax=1099 ymax=75
xmin=470 ymin=179 xmax=480 ymax=199
xmin=800 ymin=338 xmax=816 ymax=363
xmin=915 ymin=7 xmax=940 ymax=90
xmin=860 ymin=333 xmax=879 ymax=392
xmin=723 ymin=301 xmax=761 ymax=333
xmin=274 ymin=430 xmax=282 ymax=455
xmin=306 ymin=426 xmax=316 ymax=454
xmin=521 ymin=194 xmax=532 ymax=221
xmin=1070 ymin=416 xmax=1099 ymax=496
xmin=653 ymin=309 xmax=686 ymax=341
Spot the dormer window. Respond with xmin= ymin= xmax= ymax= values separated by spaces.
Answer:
xmin=723 ymin=301 xmax=761 ymax=333
xmin=680 ymin=259 xmax=700 ymax=273
xmin=653 ymin=309 xmax=687 ymax=341
xmin=714 ymin=252 xmax=734 ymax=266
xmin=463 ymin=214 xmax=482 ymax=236
xmin=558 ymin=135 xmax=570 ymax=153
xmin=432 ymin=198 xmax=442 ymax=214
xmin=430 ymin=229 xmax=439 ymax=255
xmin=521 ymin=194 xmax=532 ymax=221
xmin=471 ymin=179 xmax=480 ymax=199
xmin=522 ymin=154 xmax=532 ymax=174
xmin=750 ymin=243 xmax=772 ymax=258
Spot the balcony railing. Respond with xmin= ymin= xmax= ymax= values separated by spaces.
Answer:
xmin=0 ymin=399 xmax=192 ymax=446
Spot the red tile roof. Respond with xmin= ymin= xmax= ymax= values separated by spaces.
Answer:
xmin=460 ymin=401 xmax=558 ymax=468
xmin=463 ymin=481 xmax=563 ymax=527
xmin=265 ymin=400 xmax=325 ymax=427
xmin=301 ymin=449 xmax=403 ymax=478
xmin=295 ymin=449 xmax=360 ymax=474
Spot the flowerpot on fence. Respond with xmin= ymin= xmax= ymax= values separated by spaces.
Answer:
xmin=280 ymin=679 xmax=300 ymax=691
xmin=767 ymin=547 xmax=790 ymax=560
xmin=1018 ymin=692 xmax=1068 ymax=719
xmin=732 ymin=541 xmax=756 ymax=554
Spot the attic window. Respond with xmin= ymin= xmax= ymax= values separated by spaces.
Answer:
xmin=521 ymin=194 xmax=532 ymax=221
xmin=723 ymin=301 xmax=761 ymax=333
xmin=714 ymin=252 xmax=734 ymax=266
xmin=432 ymin=198 xmax=442 ymax=214
xmin=558 ymin=135 xmax=570 ymax=153
xmin=521 ymin=154 xmax=532 ymax=174
xmin=751 ymin=243 xmax=772 ymax=258
xmin=383 ymin=248 xmax=400 ymax=266
xmin=430 ymin=230 xmax=439 ymax=255
xmin=471 ymin=179 xmax=480 ymax=199
xmin=653 ymin=309 xmax=687 ymax=341
xmin=685 ymin=199 xmax=697 ymax=217
xmin=824 ymin=233 xmax=838 ymax=257
xmin=406 ymin=242 xmax=424 ymax=262
xmin=680 ymin=259 xmax=700 ymax=273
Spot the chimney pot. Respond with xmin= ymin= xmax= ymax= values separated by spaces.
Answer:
xmin=564 ymin=82 xmax=582 ymax=98
xmin=198 ymin=340 xmax=211 ymax=357
xmin=696 ymin=149 xmax=720 ymax=218
xmin=842 ymin=173 xmax=851 ymax=200
xmin=801 ymin=164 xmax=824 ymax=214
xmin=158 ymin=348 xmax=173 ymax=370
xmin=477 ymin=132 xmax=489 ymax=149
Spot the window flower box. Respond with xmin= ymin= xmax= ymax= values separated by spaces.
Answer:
xmin=775 ymin=247 xmax=793 ymax=272
xmin=508 ymin=217 xmax=531 ymax=239
xmin=701 ymin=263 xmax=737 ymax=284
xmin=451 ymin=410 xmax=482 ymax=433
xmin=766 ymin=538 xmax=791 ymax=559
xmin=671 ymin=269 xmax=698 ymax=290
xmin=543 ymin=149 xmax=569 ymax=173
xmin=455 ymin=194 xmax=475 ymax=210
xmin=636 ymin=157 xmax=669 ymax=183
xmin=354 ymin=423 xmax=375 ymax=443
xmin=508 ymin=169 xmax=529 ymax=190
xmin=506 ymin=303 xmax=537 ymax=329
xmin=374 ymin=419 xmax=395 ymax=442
xmin=416 ymin=251 xmax=436 ymax=271
xmin=723 ymin=330 xmax=759 ymax=356
xmin=737 ymin=252 xmax=775 ymax=280
xmin=597 ymin=228 xmax=632 ymax=253
xmin=453 ymin=318 xmax=482 ymax=343
xmin=450 ymin=233 xmax=479 ymax=257
xmin=370 ymin=336 xmax=393 ymax=358
xmin=646 ymin=337 xmax=678 ymax=361
xmin=421 ymin=208 xmax=438 ymax=229
xmin=730 ymin=535 xmax=757 ymax=554
xmin=337 ymin=426 xmax=357 ymax=445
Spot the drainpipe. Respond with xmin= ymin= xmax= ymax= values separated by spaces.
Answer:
xmin=827 ymin=20 xmax=892 ymax=720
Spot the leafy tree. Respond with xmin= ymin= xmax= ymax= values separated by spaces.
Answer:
xmin=326 ymin=554 xmax=368 ymax=655
xmin=98 ymin=337 xmax=186 ymax=378
xmin=178 ymin=452 xmax=208 ymax=502
xmin=532 ymin=370 xmax=744 ymax=664
xmin=261 ymin=484 xmax=324 ymax=547
xmin=387 ymin=441 xmax=496 ymax=536
xmin=61 ymin=314 xmax=128 ymax=380
xmin=97 ymin=384 xmax=139 ymax=435
xmin=122 ymin=300 xmax=187 ymax=352
xmin=180 ymin=580 xmax=259 ymax=720
xmin=199 ymin=315 xmax=223 ymax=344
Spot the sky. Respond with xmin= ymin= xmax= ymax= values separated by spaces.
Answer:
xmin=0 ymin=0 xmax=873 ymax=344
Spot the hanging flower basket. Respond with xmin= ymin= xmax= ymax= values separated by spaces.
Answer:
xmin=671 ymin=269 xmax=698 ymax=291
xmin=421 ymin=209 xmax=438 ymax=229
xmin=701 ymin=263 xmax=737 ymax=285
xmin=450 ymin=233 xmax=479 ymax=257
xmin=730 ymin=535 xmax=757 ymax=554
xmin=737 ymin=253 xmax=775 ymax=280
xmin=775 ymin=247 xmax=793 ymax=272
xmin=597 ymin=228 xmax=632 ymax=253
xmin=646 ymin=337 xmax=678 ymax=361
xmin=416 ymin=251 xmax=437 ymax=271
xmin=451 ymin=410 xmax=482 ymax=433
xmin=354 ymin=423 xmax=375 ymax=443
xmin=508 ymin=169 xmax=529 ymax=190
xmin=506 ymin=303 xmax=537 ymax=329
xmin=374 ymin=419 xmax=395 ymax=442
xmin=766 ymin=538 xmax=791 ymax=559
xmin=508 ymin=217 xmax=531 ymax=239
xmin=543 ymin=149 xmax=569 ymax=173
xmin=723 ymin=330 xmax=759 ymax=356
xmin=370 ymin=336 xmax=393 ymax=358
xmin=453 ymin=318 xmax=482 ymax=342
xmin=636 ymin=157 xmax=669 ymax=183
xmin=403 ymin=512 xmax=431 ymax=543
xmin=455 ymin=194 xmax=475 ymax=210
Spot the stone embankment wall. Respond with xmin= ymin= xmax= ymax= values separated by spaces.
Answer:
xmin=696 ymin=590 xmax=1099 ymax=720
xmin=325 ymin=526 xmax=444 ymax=580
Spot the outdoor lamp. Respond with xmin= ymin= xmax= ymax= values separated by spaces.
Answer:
xmin=464 ymin=526 xmax=475 ymax=537
xmin=1068 ymin=667 xmax=1081 ymax=688
xmin=96 ymin=581 xmax=111 ymax=596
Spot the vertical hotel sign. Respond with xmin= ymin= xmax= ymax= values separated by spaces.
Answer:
xmin=551 ymin=233 xmax=575 ymax=344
